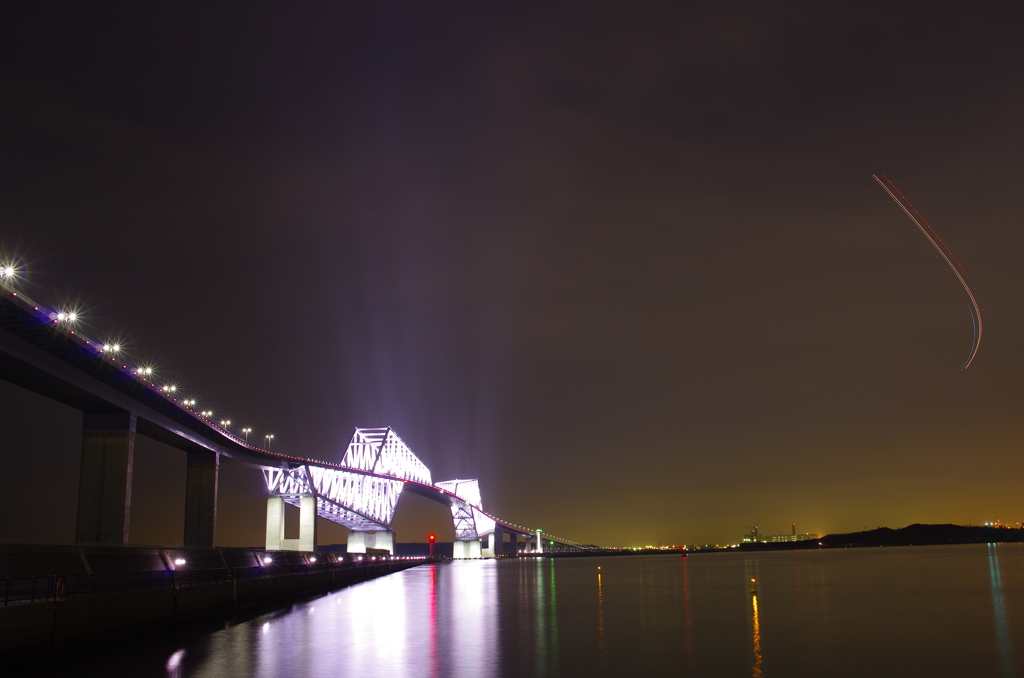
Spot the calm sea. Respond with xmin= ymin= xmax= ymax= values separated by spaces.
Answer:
xmin=25 ymin=543 xmax=1024 ymax=677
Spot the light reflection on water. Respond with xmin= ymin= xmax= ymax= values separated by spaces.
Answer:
xmin=988 ymin=544 xmax=1015 ymax=678
xmin=750 ymin=592 xmax=763 ymax=678
xmin=680 ymin=557 xmax=692 ymax=671
xmin=596 ymin=568 xmax=606 ymax=667
xmin=27 ymin=543 xmax=1024 ymax=677
xmin=166 ymin=562 xmax=499 ymax=678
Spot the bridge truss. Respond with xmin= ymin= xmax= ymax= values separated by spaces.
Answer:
xmin=262 ymin=428 xmax=505 ymax=553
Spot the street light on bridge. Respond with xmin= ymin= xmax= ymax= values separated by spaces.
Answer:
xmin=265 ymin=434 xmax=274 ymax=450
xmin=220 ymin=419 xmax=231 ymax=429
xmin=242 ymin=427 xmax=252 ymax=442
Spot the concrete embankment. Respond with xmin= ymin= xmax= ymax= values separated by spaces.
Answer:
xmin=0 ymin=543 xmax=431 ymax=664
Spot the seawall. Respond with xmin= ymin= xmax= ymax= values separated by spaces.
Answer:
xmin=0 ymin=543 xmax=432 ymax=664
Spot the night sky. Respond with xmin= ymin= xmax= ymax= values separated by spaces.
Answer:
xmin=2 ymin=3 xmax=1023 ymax=548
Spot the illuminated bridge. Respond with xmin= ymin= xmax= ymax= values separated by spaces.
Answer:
xmin=0 ymin=271 xmax=589 ymax=557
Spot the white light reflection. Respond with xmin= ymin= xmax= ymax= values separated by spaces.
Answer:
xmin=330 ymin=569 xmax=411 ymax=674
xmin=446 ymin=560 xmax=499 ymax=677
xmin=166 ymin=649 xmax=185 ymax=677
xmin=160 ymin=559 xmax=508 ymax=678
xmin=988 ymin=544 xmax=1014 ymax=677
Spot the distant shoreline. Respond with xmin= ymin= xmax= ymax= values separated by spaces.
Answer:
xmin=728 ymin=523 xmax=1024 ymax=552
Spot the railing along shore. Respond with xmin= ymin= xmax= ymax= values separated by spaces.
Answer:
xmin=2 ymin=556 xmax=437 ymax=607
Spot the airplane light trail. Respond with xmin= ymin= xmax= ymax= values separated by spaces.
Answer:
xmin=872 ymin=173 xmax=982 ymax=370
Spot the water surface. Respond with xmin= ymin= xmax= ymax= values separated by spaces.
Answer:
xmin=32 ymin=543 xmax=1024 ymax=677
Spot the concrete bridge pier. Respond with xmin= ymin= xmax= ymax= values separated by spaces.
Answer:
xmin=265 ymin=494 xmax=318 ymax=551
xmin=348 ymin=530 xmax=395 ymax=554
xmin=536 ymin=529 xmax=544 ymax=554
xmin=453 ymin=540 xmax=482 ymax=559
xmin=183 ymin=450 xmax=219 ymax=549
xmin=75 ymin=412 xmax=136 ymax=545
xmin=265 ymin=496 xmax=284 ymax=550
xmin=484 ymin=526 xmax=504 ymax=557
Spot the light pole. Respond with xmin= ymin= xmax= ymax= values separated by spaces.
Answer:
xmin=242 ymin=427 xmax=252 ymax=443
xmin=265 ymin=434 xmax=274 ymax=450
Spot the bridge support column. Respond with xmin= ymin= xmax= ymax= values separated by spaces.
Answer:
xmin=266 ymin=494 xmax=317 ymax=551
xmin=265 ymin=496 xmax=285 ymax=551
xmin=347 ymin=531 xmax=394 ymax=554
xmin=486 ymin=526 xmax=505 ymax=556
xmin=298 ymin=494 xmax=318 ymax=552
xmin=183 ymin=450 xmax=219 ymax=549
xmin=536 ymin=529 xmax=544 ymax=555
xmin=75 ymin=412 xmax=136 ymax=545
xmin=453 ymin=540 xmax=482 ymax=559
xmin=371 ymin=531 xmax=394 ymax=554
xmin=348 ymin=531 xmax=367 ymax=553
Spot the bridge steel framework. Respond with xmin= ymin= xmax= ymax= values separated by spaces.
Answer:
xmin=258 ymin=428 xmax=503 ymax=557
xmin=0 ymin=288 xmax=588 ymax=557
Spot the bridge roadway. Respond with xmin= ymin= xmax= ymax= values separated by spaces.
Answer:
xmin=0 ymin=287 xmax=587 ymax=556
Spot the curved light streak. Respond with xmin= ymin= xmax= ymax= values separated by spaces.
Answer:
xmin=873 ymin=174 xmax=982 ymax=370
